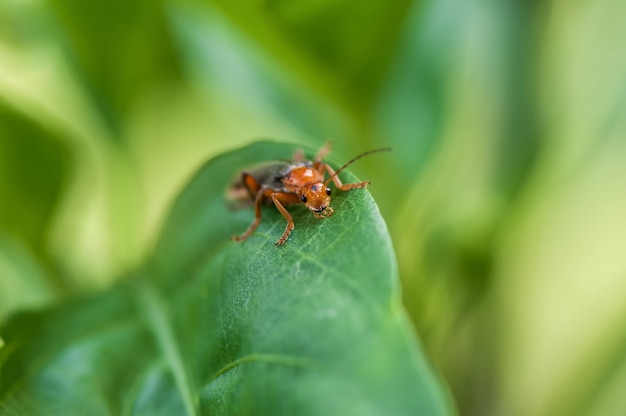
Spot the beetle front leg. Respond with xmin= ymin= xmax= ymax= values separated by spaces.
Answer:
xmin=271 ymin=193 xmax=296 ymax=246
xmin=323 ymin=163 xmax=370 ymax=190
xmin=313 ymin=206 xmax=334 ymax=219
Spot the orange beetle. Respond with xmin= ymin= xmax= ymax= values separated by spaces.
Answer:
xmin=231 ymin=143 xmax=390 ymax=245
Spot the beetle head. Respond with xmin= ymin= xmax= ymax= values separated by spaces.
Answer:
xmin=299 ymin=181 xmax=333 ymax=217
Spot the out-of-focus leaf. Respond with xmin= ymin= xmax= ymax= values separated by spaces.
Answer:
xmin=167 ymin=3 xmax=336 ymax=142
xmin=47 ymin=0 xmax=183 ymax=137
xmin=0 ymin=236 xmax=57 ymax=322
xmin=1 ymin=1 xmax=149 ymax=287
xmin=374 ymin=0 xmax=540 ymax=200
xmin=0 ymin=141 xmax=452 ymax=415
xmin=165 ymin=0 xmax=411 ymax=139
xmin=495 ymin=137 xmax=626 ymax=416
xmin=0 ymin=104 xmax=71 ymax=269
xmin=205 ymin=0 xmax=413 ymax=115
xmin=386 ymin=0 xmax=542 ymax=414
xmin=495 ymin=1 xmax=626 ymax=414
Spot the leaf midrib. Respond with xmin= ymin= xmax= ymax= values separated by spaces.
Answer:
xmin=137 ymin=284 xmax=197 ymax=416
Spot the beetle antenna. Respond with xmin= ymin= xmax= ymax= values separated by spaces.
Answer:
xmin=325 ymin=147 xmax=392 ymax=186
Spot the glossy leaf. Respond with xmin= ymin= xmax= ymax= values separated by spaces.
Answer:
xmin=0 ymin=141 xmax=451 ymax=415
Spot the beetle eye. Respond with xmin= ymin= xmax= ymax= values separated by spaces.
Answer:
xmin=326 ymin=187 xmax=332 ymax=196
xmin=300 ymin=194 xmax=307 ymax=203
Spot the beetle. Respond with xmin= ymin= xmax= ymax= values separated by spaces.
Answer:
xmin=231 ymin=143 xmax=390 ymax=245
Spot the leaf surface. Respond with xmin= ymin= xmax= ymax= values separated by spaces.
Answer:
xmin=0 ymin=141 xmax=451 ymax=415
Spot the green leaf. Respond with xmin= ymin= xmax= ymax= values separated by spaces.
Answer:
xmin=0 ymin=236 xmax=57 ymax=322
xmin=0 ymin=105 xmax=71 ymax=260
xmin=205 ymin=0 xmax=412 ymax=110
xmin=0 ymin=141 xmax=451 ymax=415
xmin=0 ymin=103 xmax=72 ymax=301
xmin=47 ymin=0 xmax=182 ymax=137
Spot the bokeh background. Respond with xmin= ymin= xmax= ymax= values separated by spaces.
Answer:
xmin=2 ymin=0 xmax=626 ymax=415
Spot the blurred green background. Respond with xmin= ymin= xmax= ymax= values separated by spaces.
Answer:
xmin=2 ymin=0 xmax=626 ymax=414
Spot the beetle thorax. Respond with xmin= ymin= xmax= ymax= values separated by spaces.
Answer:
xmin=282 ymin=166 xmax=323 ymax=188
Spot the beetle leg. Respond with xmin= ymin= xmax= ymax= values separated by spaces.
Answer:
xmin=314 ymin=206 xmax=334 ymax=219
xmin=323 ymin=163 xmax=370 ymax=190
xmin=271 ymin=193 xmax=296 ymax=246
xmin=313 ymin=141 xmax=332 ymax=170
xmin=241 ymin=171 xmax=262 ymax=200
xmin=232 ymin=186 xmax=267 ymax=242
xmin=293 ymin=148 xmax=305 ymax=162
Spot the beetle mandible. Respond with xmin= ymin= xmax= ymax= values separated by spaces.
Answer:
xmin=231 ymin=142 xmax=390 ymax=246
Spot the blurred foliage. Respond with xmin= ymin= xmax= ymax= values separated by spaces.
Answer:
xmin=1 ymin=0 xmax=626 ymax=414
